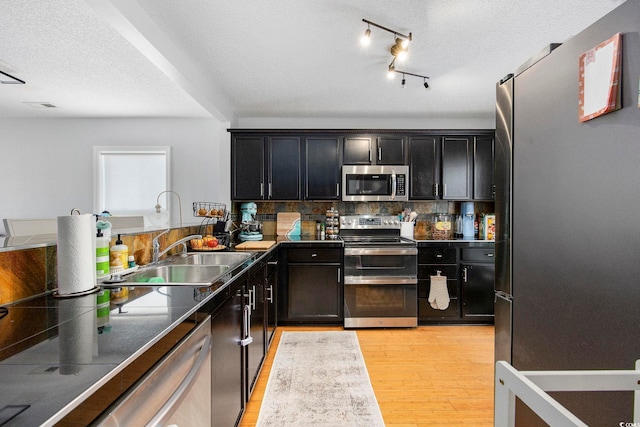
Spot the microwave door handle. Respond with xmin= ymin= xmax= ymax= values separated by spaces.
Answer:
xmin=391 ymin=171 xmax=396 ymax=200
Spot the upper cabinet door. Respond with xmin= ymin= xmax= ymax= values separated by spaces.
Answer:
xmin=268 ymin=137 xmax=302 ymax=200
xmin=408 ymin=136 xmax=441 ymax=199
xmin=232 ymin=136 xmax=265 ymax=200
xmin=473 ymin=136 xmax=495 ymax=200
xmin=442 ymin=137 xmax=472 ymax=200
xmin=305 ymin=137 xmax=341 ymax=200
xmin=377 ymin=136 xmax=405 ymax=165
xmin=343 ymin=137 xmax=372 ymax=164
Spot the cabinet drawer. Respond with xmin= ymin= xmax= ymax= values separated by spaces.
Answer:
xmin=418 ymin=248 xmax=456 ymax=264
xmin=460 ymin=248 xmax=495 ymax=262
xmin=287 ymin=248 xmax=341 ymax=263
xmin=418 ymin=265 xmax=457 ymax=280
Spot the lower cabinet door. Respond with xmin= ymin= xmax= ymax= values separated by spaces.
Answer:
xmin=211 ymin=289 xmax=243 ymax=427
xmin=461 ymin=262 xmax=495 ymax=319
xmin=287 ymin=264 xmax=342 ymax=322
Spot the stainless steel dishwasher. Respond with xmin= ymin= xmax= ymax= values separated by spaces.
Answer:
xmin=97 ymin=316 xmax=212 ymax=426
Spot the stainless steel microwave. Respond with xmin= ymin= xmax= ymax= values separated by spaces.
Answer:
xmin=342 ymin=165 xmax=409 ymax=202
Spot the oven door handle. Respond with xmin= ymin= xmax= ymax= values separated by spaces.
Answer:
xmin=344 ymin=247 xmax=418 ymax=256
xmin=344 ymin=276 xmax=418 ymax=285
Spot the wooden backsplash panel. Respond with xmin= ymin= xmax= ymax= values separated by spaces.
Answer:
xmin=0 ymin=248 xmax=47 ymax=304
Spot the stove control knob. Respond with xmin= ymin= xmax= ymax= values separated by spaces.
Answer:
xmin=393 ymin=220 xmax=399 ymax=225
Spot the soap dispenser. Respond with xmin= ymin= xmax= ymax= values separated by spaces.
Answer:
xmin=109 ymin=234 xmax=129 ymax=273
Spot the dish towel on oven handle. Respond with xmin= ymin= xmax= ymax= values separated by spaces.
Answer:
xmin=429 ymin=271 xmax=450 ymax=310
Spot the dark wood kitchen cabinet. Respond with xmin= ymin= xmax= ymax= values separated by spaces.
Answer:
xmin=418 ymin=242 xmax=494 ymax=325
xmin=408 ymin=134 xmax=494 ymax=201
xmin=279 ymin=246 xmax=343 ymax=324
xmin=343 ymin=135 xmax=405 ymax=165
xmin=305 ymin=136 xmax=341 ymax=199
xmin=376 ymin=136 xmax=405 ymax=164
xmin=210 ymin=280 xmax=244 ymax=427
xmin=473 ymin=136 xmax=495 ymax=200
xmin=231 ymin=135 xmax=301 ymax=200
xmin=460 ymin=247 xmax=495 ymax=322
xmin=441 ymin=136 xmax=473 ymax=200
xmin=418 ymin=246 xmax=460 ymax=322
xmin=343 ymin=136 xmax=373 ymax=164
xmin=408 ymin=136 xmax=440 ymax=199
xmin=231 ymin=136 xmax=264 ymax=200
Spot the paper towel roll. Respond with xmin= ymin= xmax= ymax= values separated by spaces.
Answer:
xmin=57 ymin=213 xmax=97 ymax=295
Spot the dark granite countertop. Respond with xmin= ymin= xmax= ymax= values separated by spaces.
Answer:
xmin=0 ymin=247 xmax=266 ymax=426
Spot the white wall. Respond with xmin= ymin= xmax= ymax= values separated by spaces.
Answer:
xmin=234 ymin=115 xmax=495 ymax=130
xmin=0 ymin=118 xmax=230 ymax=235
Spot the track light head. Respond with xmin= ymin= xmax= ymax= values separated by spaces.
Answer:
xmin=361 ymin=26 xmax=371 ymax=46
xmin=423 ymin=78 xmax=430 ymax=89
xmin=402 ymin=75 xmax=406 ymax=88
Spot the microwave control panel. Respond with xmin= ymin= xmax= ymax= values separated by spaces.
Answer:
xmin=397 ymin=174 xmax=406 ymax=196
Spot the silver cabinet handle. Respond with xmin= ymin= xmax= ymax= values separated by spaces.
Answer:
xmin=377 ymin=147 xmax=382 ymax=161
xmin=148 ymin=334 xmax=212 ymax=426
xmin=268 ymin=183 xmax=272 ymax=198
xmin=486 ymin=253 xmax=494 ymax=257
xmin=249 ymin=286 xmax=256 ymax=310
xmin=266 ymin=285 xmax=274 ymax=303
xmin=239 ymin=305 xmax=253 ymax=346
xmin=462 ymin=266 xmax=468 ymax=283
xmin=337 ymin=267 xmax=341 ymax=283
xmin=260 ymin=183 xmax=264 ymax=197
xmin=336 ymin=183 xmax=340 ymax=197
xmin=443 ymin=183 xmax=447 ymax=196
xmin=311 ymin=253 xmax=317 ymax=257
xmin=435 ymin=183 xmax=439 ymax=197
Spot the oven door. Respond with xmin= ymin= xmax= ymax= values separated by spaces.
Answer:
xmin=344 ymin=280 xmax=417 ymax=328
xmin=343 ymin=246 xmax=417 ymax=328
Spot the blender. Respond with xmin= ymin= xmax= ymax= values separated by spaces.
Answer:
xmin=238 ymin=202 xmax=263 ymax=241
xmin=461 ymin=202 xmax=475 ymax=240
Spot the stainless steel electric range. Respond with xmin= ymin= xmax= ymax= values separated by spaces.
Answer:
xmin=340 ymin=215 xmax=418 ymax=328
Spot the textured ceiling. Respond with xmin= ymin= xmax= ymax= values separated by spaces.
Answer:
xmin=0 ymin=0 xmax=624 ymax=122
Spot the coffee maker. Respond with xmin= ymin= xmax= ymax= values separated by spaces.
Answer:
xmin=238 ymin=202 xmax=263 ymax=241
xmin=461 ymin=202 xmax=475 ymax=240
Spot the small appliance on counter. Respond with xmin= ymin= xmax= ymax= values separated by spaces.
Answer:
xmin=461 ymin=202 xmax=475 ymax=240
xmin=238 ymin=202 xmax=263 ymax=241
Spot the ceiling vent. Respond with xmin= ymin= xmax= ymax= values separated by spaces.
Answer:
xmin=24 ymin=102 xmax=57 ymax=108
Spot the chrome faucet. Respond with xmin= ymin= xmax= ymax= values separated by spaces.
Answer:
xmin=152 ymin=230 xmax=202 ymax=263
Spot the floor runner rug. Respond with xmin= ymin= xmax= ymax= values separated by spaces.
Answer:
xmin=256 ymin=331 xmax=385 ymax=426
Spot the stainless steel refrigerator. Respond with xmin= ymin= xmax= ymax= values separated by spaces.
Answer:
xmin=494 ymin=0 xmax=640 ymax=424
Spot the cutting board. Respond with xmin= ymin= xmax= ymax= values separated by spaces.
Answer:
xmin=276 ymin=212 xmax=301 ymax=236
xmin=235 ymin=240 xmax=276 ymax=251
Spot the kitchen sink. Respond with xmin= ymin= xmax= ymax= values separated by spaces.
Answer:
xmin=125 ymin=265 xmax=231 ymax=285
xmin=172 ymin=252 xmax=255 ymax=268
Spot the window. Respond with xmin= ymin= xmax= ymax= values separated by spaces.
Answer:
xmin=94 ymin=146 xmax=170 ymax=218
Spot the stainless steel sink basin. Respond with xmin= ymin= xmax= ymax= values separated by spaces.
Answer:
xmin=126 ymin=265 xmax=231 ymax=285
xmin=172 ymin=252 xmax=254 ymax=268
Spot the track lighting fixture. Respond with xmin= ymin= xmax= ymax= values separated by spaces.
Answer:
xmin=0 ymin=70 xmax=25 ymax=85
xmin=388 ymin=68 xmax=430 ymax=90
xmin=361 ymin=18 xmax=430 ymax=90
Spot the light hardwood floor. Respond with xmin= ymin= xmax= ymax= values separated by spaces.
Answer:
xmin=239 ymin=325 xmax=495 ymax=427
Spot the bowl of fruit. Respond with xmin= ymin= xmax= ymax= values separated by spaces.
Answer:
xmin=189 ymin=235 xmax=225 ymax=251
